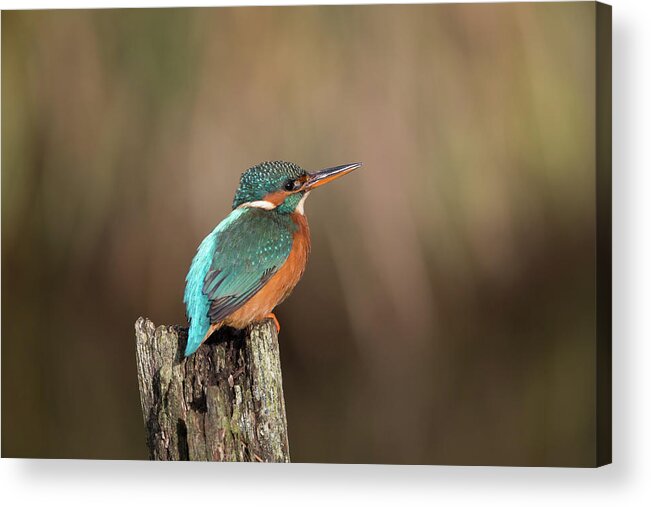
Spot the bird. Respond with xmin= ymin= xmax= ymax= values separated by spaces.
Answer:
xmin=183 ymin=160 xmax=362 ymax=356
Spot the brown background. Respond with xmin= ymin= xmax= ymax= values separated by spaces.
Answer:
xmin=3 ymin=2 xmax=599 ymax=465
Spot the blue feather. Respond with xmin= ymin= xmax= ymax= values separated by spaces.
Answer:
xmin=183 ymin=207 xmax=295 ymax=356
xmin=183 ymin=209 xmax=246 ymax=356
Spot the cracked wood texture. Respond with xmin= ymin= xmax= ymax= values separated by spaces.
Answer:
xmin=135 ymin=317 xmax=290 ymax=462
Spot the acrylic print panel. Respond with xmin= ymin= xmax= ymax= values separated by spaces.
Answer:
xmin=1 ymin=1 xmax=611 ymax=466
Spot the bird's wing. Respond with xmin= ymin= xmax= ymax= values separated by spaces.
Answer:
xmin=203 ymin=208 xmax=294 ymax=324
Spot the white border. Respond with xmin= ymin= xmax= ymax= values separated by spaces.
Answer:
xmin=0 ymin=0 xmax=601 ymax=8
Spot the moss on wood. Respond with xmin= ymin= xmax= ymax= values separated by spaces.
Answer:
xmin=135 ymin=317 xmax=290 ymax=462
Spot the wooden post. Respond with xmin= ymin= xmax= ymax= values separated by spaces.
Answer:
xmin=134 ymin=317 xmax=290 ymax=462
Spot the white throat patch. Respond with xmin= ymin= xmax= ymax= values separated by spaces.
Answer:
xmin=296 ymin=191 xmax=311 ymax=215
xmin=238 ymin=192 xmax=310 ymax=214
xmin=238 ymin=200 xmax=277 ymax=210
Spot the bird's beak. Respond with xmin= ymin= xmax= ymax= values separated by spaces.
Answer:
xmin=305 ymin=163 xmax=362 ymax=190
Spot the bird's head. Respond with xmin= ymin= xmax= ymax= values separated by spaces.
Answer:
xmin=232 ymin=161 xmax=362 ymax=214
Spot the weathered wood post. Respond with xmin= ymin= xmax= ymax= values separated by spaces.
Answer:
xmin=134 ymin=317 xmax=290 ymax=462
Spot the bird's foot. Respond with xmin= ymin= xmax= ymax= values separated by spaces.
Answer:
xmin=265 ymin=313 xmax=281 ymax=333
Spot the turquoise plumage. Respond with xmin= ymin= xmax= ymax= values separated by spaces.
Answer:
xmin=183 ymin=160 xmax=361 ymax=357
xmin=183 ymin=207 xmax=295 ymax=356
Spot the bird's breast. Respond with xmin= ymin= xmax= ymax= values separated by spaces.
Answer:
xmin=276 ymin=212 xmax=311 ymax=301
xmin=222 ymin=212 xmax=311 ymax=328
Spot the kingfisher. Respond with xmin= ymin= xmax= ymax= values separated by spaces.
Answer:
xmin=183 ymin=160 xmax=362 ymax=356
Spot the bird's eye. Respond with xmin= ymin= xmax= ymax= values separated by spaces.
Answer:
xmin=284 ymin=180 xmax=299 ymax=191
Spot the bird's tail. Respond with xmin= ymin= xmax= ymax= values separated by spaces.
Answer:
xmin=185 ymin=320 xmax=221 ymax=357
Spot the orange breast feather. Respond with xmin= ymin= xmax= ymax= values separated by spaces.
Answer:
xmin=223 ymin=213 xmax=311 ymax=329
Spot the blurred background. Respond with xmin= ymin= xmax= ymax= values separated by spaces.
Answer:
xmin=2 ymin=3 xmax=598 ymax=465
